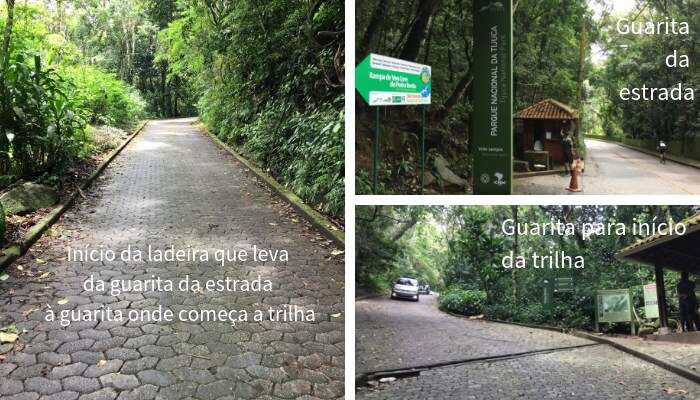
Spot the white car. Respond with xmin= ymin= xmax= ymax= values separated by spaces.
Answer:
xmin=391 ymin=277 xmax=420 ymax=301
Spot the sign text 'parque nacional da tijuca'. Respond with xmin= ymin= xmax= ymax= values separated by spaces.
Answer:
xmin=472 ymin=0 xmax=512 ymax=195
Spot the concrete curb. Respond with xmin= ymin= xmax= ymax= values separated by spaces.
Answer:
xmin=585 ymin=136 xmax=700 ymax=170
xmin=445 ymin=310 xmax=700 ymax=384
xmin=572 ymin=330 xmax=700 ymax=385
xmin=356 ymin=343 xmax=600 ymax=387
xmin=514 ymin=169 xmax=567 ymax=179
xmin=199 ymin=123 xmax=344 ymax=247
xmin=0 ymin=120 xmax=149 ymax=271
xmin=355 ymin=293 xmax=385 ymax=301
xmin=439 ymin=308 xmax=569 ymax=333
xmin=484 ymin=318 xmax=568 ymax=333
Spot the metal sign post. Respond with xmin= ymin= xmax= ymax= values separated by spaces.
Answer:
xmin=373 ymin=107 xmax=380 ymax=194
xmin=472 ymin=0 xmax=513 ymax=195
xmin=356 ymin=53 xmax=432 ymax=194
xmin=420 ymin=105 xmax=427 ymax=194
xmin=543 ymin=277 xmax=553 ymax=310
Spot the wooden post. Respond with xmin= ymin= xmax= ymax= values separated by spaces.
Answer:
xmin=655 ymin=264 xmax=669 ymax=329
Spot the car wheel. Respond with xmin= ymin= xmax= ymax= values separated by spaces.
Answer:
xmin=415 ymin=296 xmax=420 ymax=302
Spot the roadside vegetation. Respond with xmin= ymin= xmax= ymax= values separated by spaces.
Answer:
xmin=0 ymin=3 xmax=146 ymax=184
xmin=586 ymin=1 xmax=700 ymax=161
xmin=356 ymin=205 xmax=698 ymax=331
xmin=0 ymin=0 xmax=344 ymax=245
xmin=157 ymin=0 xmax=345 ymax=218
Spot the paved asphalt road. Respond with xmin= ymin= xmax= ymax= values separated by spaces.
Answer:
xmin=356 ymin=295 xmax=700 ymax=399
xmin=514 ymin=139 xmax=700 ymax=195
xmin=0 ymin=119 xmax=344 ymax=400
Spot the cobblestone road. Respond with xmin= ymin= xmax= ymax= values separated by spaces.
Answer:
xmin=356 ymin=295 xmax=590 ymax=374
xmin=514 ymin=139 xmax=700 ymax=195
xmin=0 ymin=118 xmax=344 ymax=400
xmin=357 ymin=346 xmax=700 ymax=399
xmin=356 ymin=295 xmax=700 ymax=399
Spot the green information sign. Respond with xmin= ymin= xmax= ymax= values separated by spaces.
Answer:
xmin=355 ymin=53 xmax=432 ymax=194
xmin=472 ymin=0 xmax=512 ymax=195
xmin=596 ymin=289 xmax=632 ymax=324
xmin=554 ymin=277 xmax=574 ymax=293
xmin=543 ymin=275 xmax=574 ymax=308
xmin=643 ymin=283 xmax=659 ymax=319
xmin=355 ymin=53 xmax=432 ymax=106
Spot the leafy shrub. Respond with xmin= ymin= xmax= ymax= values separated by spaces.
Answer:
xmin=355 ymin=170 xmax=374 ymax=195
xmin=0 ymin=2 xmax=145 ymax=180
xmin=162 ymin=0 xmax=345 ymax=219
xmin=486 ymin=301 xmax=592 ymax=328
xmin=84 ymin=125 xmax=129 ymax=155
xmin=439 ymin=288 xmax=487 ymax=316
xmin=281 ymin=102 xmax=344 ymax=216
xmin=484 ymin=303 xmax=516 ymax=321
xmin=63 ymin=65 xmax=146 ymax=129
xmin=0 ymin=54 xmax=86 ymax=176
xmin=363 ymin=273 xmax=393 ymax=294
xmin=512 ymin=303 xmax=552 ymax=325
xmin=201 ymin=94 xmax=344 ymax=218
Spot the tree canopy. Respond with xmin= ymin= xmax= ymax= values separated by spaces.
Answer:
xmin=356 ymin=205 xmax=698 ymax=331
xmin=355 ymin=0 xmax=593 ymax=194
xmin=1 ymin=0 xmax=344 ymax=218
xmin=590 ymin=0 xmax=700 ymax=159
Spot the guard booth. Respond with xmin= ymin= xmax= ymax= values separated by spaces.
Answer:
xmin=514 ymin=99 xmax=578 ymax=171
xmin=617 ymin=213 xmax=700 ymax=337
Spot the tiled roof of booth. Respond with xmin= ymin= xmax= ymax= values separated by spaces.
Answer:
xmin=515 ymin=99 xmax=579 ymax=120
xmin=618 ymin=212 xmax=700 ymax=256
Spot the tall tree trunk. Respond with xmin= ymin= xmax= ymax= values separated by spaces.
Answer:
xmin=399 ymin=0 xmax=440 ymax=61
xmin=389 ymin=1 xmax=417 ymax=55
xmin=431 ymin=72 xmax=472 ymax=122
xmin=422 ymin=12 xmax=436 ymax=63
xmin=56 ymin=0 xmax=65 ymax=34
xmin=129 ymin=22 xmax=136 ymax=83
xmin=444 ymin=16 xmax=454 ymax=82
xmin=358 ymin=0 xmax=388 ymax=57
xmin=1 ymin=0 xmax=15 ymax=73
xmin=392 ymin=217 xmax=420 ymax=241
xmin=0 ymin=0 xmax=15 ymax=174
xmin=577 ymin=20 xmax=587 ymax=107
xmin=576 ymin=18 xmax=588 ymax=149
xmin=173 ymin=75 xmax=180 ymax=116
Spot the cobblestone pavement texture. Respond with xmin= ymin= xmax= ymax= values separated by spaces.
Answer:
xmin=357 ymin=346 xmax=700 ymax=399
xmin=356 ymin=295 xmax=700 ymax=399
xmin=605 ymin=336 xmax=700 ymax=374
xmin=514 ymin=139 xmax=700 ymax=195
xmin=0 ymin=118 xmax=344 ymax=400
xmin=355 ymin=295 xmax=591 ymax=374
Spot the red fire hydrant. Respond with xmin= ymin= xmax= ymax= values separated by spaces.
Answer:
xmin=565 ymin=158 xmax=585 ymax=192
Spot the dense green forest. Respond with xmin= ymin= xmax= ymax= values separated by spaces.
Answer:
xmin=356 ymin=205 xmax=698 ymax=330
xmin=356 ymin=0 xmax=700 ymax=193
xmin=355 ymin=0 xmax=593 ymax=194
xmin=588 ymin=0 xmax=700 ymax=160
xmin=514 ymin=0 xmax=592 ymax=157
xmin=1 ymin=0 xmax=344 ymax=218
